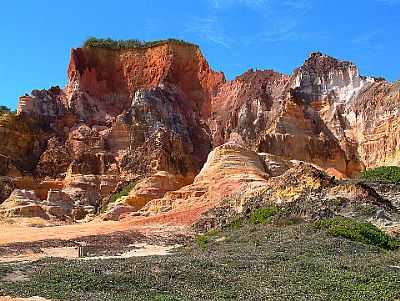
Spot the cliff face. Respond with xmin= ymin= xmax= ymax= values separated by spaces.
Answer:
xmin=209 ymin=69 xmax=289 ymax=147
xmin=345 ymin=81 xmax=400 ymax=168
xmin=1 ymin=41 xmax=400 ymax=222
xmin=66 ymin=43 xmax=225 ymax=122
xmin=290 ymin=52 xmax=375 ymax=103
xmin=207 ymin=54 xmax=367 ymax=176
xmin=1 ymin=42 xmax=225 ymax=221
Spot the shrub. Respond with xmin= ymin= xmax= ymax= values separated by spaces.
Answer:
xmin=250 ymin=206 xmax=280 ymax=225
xmin=195 ymin=234 xmax=209 ymax=250
xmin=358 ymin=166 xmax=400 ymax=184
xmin=108 ymin=181 xmax=137 ymax=203
xmin=83 ymin=37 xmax=197 ymax=50
xmin=313 ymin=217 xmax=399 ymax=250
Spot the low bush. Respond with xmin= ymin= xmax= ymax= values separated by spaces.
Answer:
xmin=250 ymin=206 xmax=280 ymax=225
xmin=152 ymin=295 xmax=181 ymax=301
xmin=313 ymin=217 xmax=399 ymax=250
xmin=358 ymin=166 xmax=400 ymax=184
xmin=195 ymin=235 xmax=209 ymax=250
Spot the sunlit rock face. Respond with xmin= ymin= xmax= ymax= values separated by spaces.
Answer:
xmin=290 ymin=52 xmax=375 ymax=103
xmin=119 ymin=86 xmax=212 ymax=177
xmin=2 ymin=42 xmax=400 ymax=222
xmin=1 ymin=41 xmax=224 ymax=219
xmin=208 ymin=65 xmax=362 ymax=176
xmin=65 ymin=43 xmax=225 ymax=122
xmin=17 ymin=87 xmax=66 ymax=119
xmin=209 ymin=69 xmax=289 ymax=147
xmin=139 ymin=142 xmax=269 ymax=218
xmin=344 ymin=81 xmax=400 ymax=168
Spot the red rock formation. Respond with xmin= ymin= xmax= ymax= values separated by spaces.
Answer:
xmin=210 ymin=69 xmax=289 ymax=146
xmin=2 ymin=40 xmax=400 ymax=223
xmin=208 ymin=65 xmax=363 ymax=176
xmin=66 ymin=42 xmax=225 ymax=120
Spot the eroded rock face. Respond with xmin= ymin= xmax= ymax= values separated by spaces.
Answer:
xmin=345 ymin=81 xmax=400 ymax=168
xmin=195 ymin=164 xmax=398 ymax=231
xmin=66 ymin=43 xmax=225 ymax=121
xmin=36 ymin=137 xmax=72 ymax=178
xmin=0 ymin=190 xmax=49 ymax=219
xmin=119 ymin=86 xmax=212 ymax=176
xmin=290 ymin=52 xmax=375 ymax=103
xmin=121 ymin=171 xmax=194 ymax=211
xmin=139 ymin=142 xmax=269 ymax=216
xmin=3 ymin=41 xmax=400 ymax=223
xmin=210 ymin=69 xmax=289 ymax=147
xmin=209 ymin=66 xmax=362 ymax=176
xmin=0 ymin=177 xmax=15 ymax=204
xmin=0 ymin=187 xmax=97 ymax=221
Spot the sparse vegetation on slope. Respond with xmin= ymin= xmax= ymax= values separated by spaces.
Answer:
xmin=83 ymin=37 xmax=197 ymax=50
xmin=1 ymin=222 xmax=400 ymax=300
xmin=359 ymin=166 xmax=400 ymax=184
xmin=249 ymin=206 xmax=280 ymax=224
xmin=313 ymin=217 xmax=399 ymax=250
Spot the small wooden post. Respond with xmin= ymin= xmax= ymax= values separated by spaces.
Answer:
xmin=78 ymin=246 xmax=89 ymax=258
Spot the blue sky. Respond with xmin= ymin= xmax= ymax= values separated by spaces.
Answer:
xmin=1 ymin=0 xmax=399 ymax=109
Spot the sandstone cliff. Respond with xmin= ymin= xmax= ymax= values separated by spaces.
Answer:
xmin=1 ymin=39 xmax=399 ymax=222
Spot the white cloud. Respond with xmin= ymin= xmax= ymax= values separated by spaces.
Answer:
xmin=209 ymin=0 xmax=268 ymax=9
xmin=376 ymin=0 xmax=400 ymax=5
xmin=185 ymin=17 xmax=234 ymax=49
xmin=186 ymin=0 xmax=313 ymax=49
xmin=209 ymin=0 xmax=312 ymax=10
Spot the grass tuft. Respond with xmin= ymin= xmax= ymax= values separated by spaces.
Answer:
xmin=101 ymin=181 xmax=137 ymax=213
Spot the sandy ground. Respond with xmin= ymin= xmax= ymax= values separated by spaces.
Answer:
xmin=0 ymin=297 xmax=53 ymax=301
xmin=0 ymin=202 xmax=212 ymax=264
xmin=0 ymin=202 xmax=211 ymax=246
xmin=0 ymin=243 xmax=181 ymax=263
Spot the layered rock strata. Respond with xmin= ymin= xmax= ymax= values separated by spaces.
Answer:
xmin=1 ymin=41 xmax=400 ymax=222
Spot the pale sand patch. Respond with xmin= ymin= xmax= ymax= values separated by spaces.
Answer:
xmin=0 ymin=244 xmax=180 ymax=263
xmin=81 ymin=243 xmax=181 ymax=260
xmin=1 ymin=270 xmax=29 ymax=283
xmin=0 ymin=247 xmax=80 ymax=263
xmin=0 ymin=250 xmax=43 ymax=263
xmin=0 ymin=297 xmax=51 ymax=301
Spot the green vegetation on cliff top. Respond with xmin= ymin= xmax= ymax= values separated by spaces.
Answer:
xmin=83 ymin=37 xmax=198 ymax=50
xmin=0 ymin=105 xmax=15 ymax=116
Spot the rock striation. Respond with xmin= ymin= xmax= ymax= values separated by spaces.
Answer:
xmin=1 ymin=39 xmax=400 ymax=223
xmin=138 ymin=142 xmax=269 ymax=217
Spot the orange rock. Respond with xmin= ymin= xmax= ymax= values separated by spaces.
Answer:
xmin=66 ymin=42 xmax=225 ymax=120
xmin=122 ymin=171 xmax=195 ymax=210
xmin=140 ymin=142 xmax=269 ymax=216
